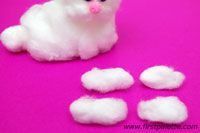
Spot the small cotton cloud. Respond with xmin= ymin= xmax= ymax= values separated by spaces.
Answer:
xmin=137 ymin=96 xmax=188 ymax=124
xmin=81 ymin=68 xmax=134 ymax=93
xmin=70 ymin=96 xmax=128 ymax=125
xmin=140 ymin=65 xmax=185 ymax=89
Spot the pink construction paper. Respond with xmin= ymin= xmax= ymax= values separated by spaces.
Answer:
xmin=0 ymin=0 xmax=200 ymax=133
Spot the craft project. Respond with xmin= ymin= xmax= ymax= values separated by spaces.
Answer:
xmin=1 ymin=0 xmax=121 ymax=61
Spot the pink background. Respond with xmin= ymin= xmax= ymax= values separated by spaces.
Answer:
xmin=0 ymin=0 xmax=200 ymax=133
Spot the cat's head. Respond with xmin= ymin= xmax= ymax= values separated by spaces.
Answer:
xmin=57 ymin=0 xmax=121 ymax=22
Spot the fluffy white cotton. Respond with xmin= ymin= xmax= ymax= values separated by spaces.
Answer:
xmin=0 ymin=0 xmax=121 ymax=61
xmin=70 ymin=96 xmax=128 ymax=125
xmin=81 ymin=68 xmax=134 ymax=93
xmin=140 ymin=66 xmax=185 ymax=89
xmin=137 ymin=96 xmax=188 ymax=124
xmin=0 ymin=26 xmax=29 ymax=52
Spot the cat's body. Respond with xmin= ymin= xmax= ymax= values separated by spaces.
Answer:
xmin=1 ymin=0 xmax=121 ymax=61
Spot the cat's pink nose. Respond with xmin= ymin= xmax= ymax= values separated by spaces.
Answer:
xmin=89 ymin=2 xmax=102 ymax=14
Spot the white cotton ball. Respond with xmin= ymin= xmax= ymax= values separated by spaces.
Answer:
xmin=140 ymin=65 xmax=185 ymax=89
xmin=70 ymin=96 xmax=128 ymax=125
xmin=0 ymin=25 xmax=29 ymax=52
xmin=137 ymin=96 xmax=188 ymax=124
xmin=81 ymin=68 xmax=134 ymax=93
xmin=0 ymin=0 xmax=121 ymax=61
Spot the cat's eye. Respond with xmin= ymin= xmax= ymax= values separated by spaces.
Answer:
xmin=84 ymin=0 xmax=106 ymax=2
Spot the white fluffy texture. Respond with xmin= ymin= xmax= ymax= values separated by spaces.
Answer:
xmin=140 ymin=65 xmax=185 ymax=89
xmin=137 ymin=96 xmax=188 ymax=124
xmin=0 ymin=26 xmax=29 ymax=52
xmin=70 ymin=96 xmax=128 ymax=125
xmin=81 ymin=68 xmax=134 ymax=93
xmin=0 ymin=0 xmax=121 ymax=61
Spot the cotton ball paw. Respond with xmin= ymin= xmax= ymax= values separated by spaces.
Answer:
xmin=140 ymin=65 xmax=185 ymax=89
xmin=137 ymin=96 xmax=188 ymax=124
xmin=70 ymin=96 xmax=128 ymax=125
xmin=81 ymin=68 xmax=134 ymax=93
xmin=0 ymin=0 xmax=121 ymax=61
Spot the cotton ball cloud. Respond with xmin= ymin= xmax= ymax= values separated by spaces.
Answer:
xmin=140 ymin=65 xmax=185 ymax=89
xmin=81 ymin=68 xmax=134 ymax=93
xmin=137 ymin=96 xmax=188 ymax=124
xmin=0 ymin=0 xmax=121 ymax=61
xmin=70 ymin=96 xmax=128 ymax=125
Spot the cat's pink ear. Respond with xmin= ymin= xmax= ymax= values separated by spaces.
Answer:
xmin=89 ymin=1 xmax=102 ymax=14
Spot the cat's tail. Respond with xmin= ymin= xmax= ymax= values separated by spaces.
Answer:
xmin=0 ymin=25 xmax=29 ymax=52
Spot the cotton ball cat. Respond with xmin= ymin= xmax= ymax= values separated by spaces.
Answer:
xmin=0 ymin=0 xmax=121 ymax=61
